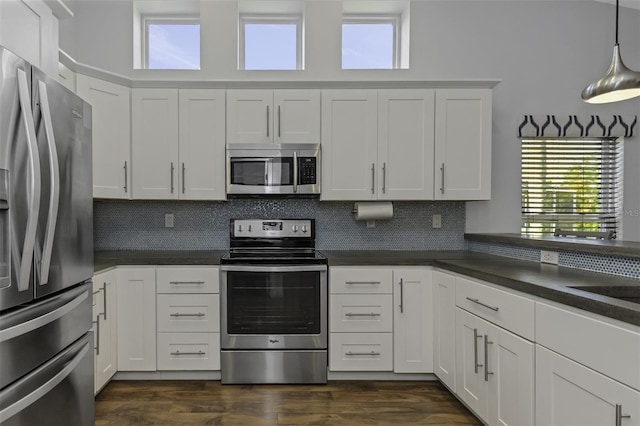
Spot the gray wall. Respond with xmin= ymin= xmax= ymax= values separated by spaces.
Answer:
xmin=61 ymin=1 xmax=640 ymax=241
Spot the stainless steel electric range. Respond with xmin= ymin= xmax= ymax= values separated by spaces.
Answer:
xmin=219 ymin=219 xmax=328 ymax=384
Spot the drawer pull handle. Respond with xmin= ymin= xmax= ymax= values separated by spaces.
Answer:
xmin=616 ymin=404 xmax=631 ymax=426
xmin=170 ymin=350 xmax=206 ymax=356
xmin=345 ymin=312 xmax=380 ymax=317
xmin=345 ymin=281 xmax=380 ymax=285
xmin=169 ymin=281 xmax=205 ymax=285
xmin=169 ymin=312 xmax=205 ymax=317
xmin=346 ymin=351 xmax=380 ymax=356
xmin=466 ymin=297 xmax=500 ymax=312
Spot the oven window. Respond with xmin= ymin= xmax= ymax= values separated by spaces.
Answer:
xmin=226 ymin=271 xmax=320 ymax=334
xmin=230 ymin=158 xmax=293 ymax=186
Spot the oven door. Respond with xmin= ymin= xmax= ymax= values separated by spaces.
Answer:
xmin=220 ymin=264 xmax=327 ymax=350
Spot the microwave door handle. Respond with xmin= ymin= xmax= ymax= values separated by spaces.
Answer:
xmin=36 ymin=81 xmax=60 ymax=285
xmin=293 ymin=152 xmax=298 ymax=193
xmin=16 ymin=69 xmax=42 ymax=293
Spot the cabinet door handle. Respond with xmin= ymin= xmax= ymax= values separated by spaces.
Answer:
xmin=440 ymin=163 xmax=445 ymax=194
xmin=170 ymin=162 xmax=175 ymax=194
xmin=473 ymin=328 xmax=483 ymax=373
xmin=616 ymin=405 xmax=632 ymax=426
xmin=398 ymin=278 xmax=404 ymax=313
xmin=278 ymin=105 xmax=281 ymax=138
xmin=101 ymin=282 xmax=108 ymax=320
xmin=345 ymin=351 xmax=380 ymax=356
xmin=182 ymin=163 xmax=186 ymax=194
xmin=170 ymin=350 xmax=206 ymax=356
xmin=92 ymin=319 xmax=100 ymax=355
xmin=266 ymin=105 xmax=270 ymax=138
xmin=484 ymin=335 xmax=494 ymax=381
xmin=123 ymin=161 xmax=128 ymax=193
xmin=466 ymin=297 xmax=500 ymax=312
xmin=371 ymin=163 xmax=375 ymax=194
xmin=382 ymin=162 xmax=387 ymax=194
xmin=345 ymin=312 xmax=381 ymax=317
xmin=169 ymin=312 xmax=205 ymax=317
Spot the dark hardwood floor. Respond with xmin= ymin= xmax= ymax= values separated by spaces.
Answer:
xmin=95 ymin=380 xmax=481 ymax=425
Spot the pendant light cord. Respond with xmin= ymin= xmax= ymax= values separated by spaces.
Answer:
xmin=615 ymin=0 xmax=619 ymax=45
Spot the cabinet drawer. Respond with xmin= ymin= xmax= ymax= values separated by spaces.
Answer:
xmin=156 ymin=267 xmax=219 ymax=294
xmin=329 ymin=333 xmax=393 ymax=371
xmin=157 ymin=332 xmax=220 ymax=370
xmin=456 ymin=276 xmax=534 ymax=340
xmin=537 ymin=301 xmax=640 ymax=391
xmin=330 ymin=267 xmax=393 ymax=294
xmin=330 ymin=294 xmax=392 ymax=333
xmin=157 ymin=294 xmax=220 ymax=333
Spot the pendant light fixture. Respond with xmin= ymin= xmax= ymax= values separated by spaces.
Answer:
xmin=581 ymin=0 xmax=640 ymax=104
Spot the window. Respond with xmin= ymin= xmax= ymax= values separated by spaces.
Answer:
xmin=143 ymin=17 xmax=200 ymax=69
xmin=239 ymin=15 xmax=302 ymax=70
xmin=521 ymin=138 xmax=623 ymax=237
xmin=342 ymin=15 xmax=399 ymax=69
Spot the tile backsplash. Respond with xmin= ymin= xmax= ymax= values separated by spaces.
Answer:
xmin=94 ymin=199 xmax=466 ymax=251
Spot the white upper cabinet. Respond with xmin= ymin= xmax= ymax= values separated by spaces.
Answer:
xmin=132 ymin=88 xmax=226 ymax=200
xmin=434 ymin=89 xmax=492 ymax=200
xmin=76 ymin=75 xmax=131 ymax=199
xmin=321 ymin=90 xmax=379 ymax=200
xmin=227 ymin=89 xmax=320 ymax=144
xmin=378 ymin=90 xmax=435 ymax=200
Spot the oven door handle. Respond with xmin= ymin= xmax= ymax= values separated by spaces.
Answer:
xmin=220 ymin=265 xmax=327 ymax=273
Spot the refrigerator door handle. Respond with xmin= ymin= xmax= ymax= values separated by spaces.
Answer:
xmin=36 ymin=81 xmax=60 ymax=286
xmin=0 ymin=339 xmax=90 ymax=422
xmin=0 ymin=289 xmax=88 ymax=342
xmin=16 ymin=69 xmax=41 ymax=293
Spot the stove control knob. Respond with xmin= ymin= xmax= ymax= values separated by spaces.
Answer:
xmin=238 ymin=225 xmax=243 ymax=233
xmin=248 ymin=225 xmax=252 ymax=232
xmin=302 ymin=225 xmax=308 ymax=233
xmin=292 ymin=225 xmax=299 ymax=233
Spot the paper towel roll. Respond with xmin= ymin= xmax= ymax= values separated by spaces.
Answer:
xmin=353 ymin=202 xmax=393 ymax=221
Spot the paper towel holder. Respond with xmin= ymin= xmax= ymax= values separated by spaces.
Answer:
xmin=352 ymin=202 xmax=394 ymax=228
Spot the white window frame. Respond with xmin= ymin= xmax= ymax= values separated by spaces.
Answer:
xmin=342 ymin=14 xmax=401 ymax=69
xmin=142 ymin=15 xmax=200 ymax=69
xmin=239 ymin=14 xmax=303 ymax=70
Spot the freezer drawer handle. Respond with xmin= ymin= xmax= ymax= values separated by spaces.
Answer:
xmin=16 ymin=69 xmax=42 ymax=293
xmin=37 ymin=81 xmax=61 ymax=286
xmin=0 ymin=341 xmax=90 ymax=422
xmin=170 ymin=350 xmax=206 ymax=356
xmin=0 ymin=290 xmax=88 ymax=342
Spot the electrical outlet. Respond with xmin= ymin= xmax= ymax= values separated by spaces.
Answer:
xmin=540 ymin=250 xmax=559 ymax=265
xmin=432 ymin=214 xmax=442 ymax=229
xmin=165 ymin=214 xmax=174 ymax=228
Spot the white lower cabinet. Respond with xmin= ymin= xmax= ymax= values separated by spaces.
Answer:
xmin=455 ymin=307 xmax=534 ymax=425
xmin=329 ymin=333 xmax=393 ymax=371
xmin=156 ymin=266 xmax=220 ymax=371
xmin=93 ymin=269 xmax=117 ymax=394
xmin=433 ymin=270 xmax=456 ymax=391
xmin=116 ymin=268 xmax=157 ymax=371
xmin=536 ymin=345 xmax=640 ymax=426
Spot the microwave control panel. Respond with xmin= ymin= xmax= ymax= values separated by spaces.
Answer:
xmin=298 ymin=157 xmax=317 ymax=184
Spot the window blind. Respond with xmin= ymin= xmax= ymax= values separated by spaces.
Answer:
xmin=521 ymin=138 xmax=623 ymax=237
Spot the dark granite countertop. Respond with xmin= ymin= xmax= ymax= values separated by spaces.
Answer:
xmin=320 ymin=250 xmax=468 ymax=266
xmin=94 ymin=250 xmax=226 ymax=272
xmin=434 ymin=253 xmax=640 ymax=327
xmin=466 ymin=233 xmax=640 ymax=260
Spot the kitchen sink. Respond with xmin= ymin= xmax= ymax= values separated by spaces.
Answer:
xmin=569 ymin=285 xmax=640 ymax=304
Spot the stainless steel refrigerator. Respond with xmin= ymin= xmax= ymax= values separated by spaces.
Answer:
xmin=0 ymin=46 xmax=94 ymax=425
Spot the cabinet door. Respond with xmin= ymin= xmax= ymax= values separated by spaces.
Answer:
xmin=273 ymin=90 xmax=320 ymax=144
xmin=77 ymin=75 xmax=131 ymax=199
xmin=132 ymin=88 xmax=179 ymax=199
xmin=321 ymin=90 xmax=378 ymax=200
xmin=536 ymin=345 xmax=640 ymax=426
xmin=434 ymin=89 xmax=491 ymax=200
xmin=378 ymin=90 xmax=435 ymax=200
xmin=178 ymin=89 xmax=226 ymax=200
xmin=433 ymin=270 xmax=456 ymax=390
xmin=393 ymin=268 xmax=433 ymax=373
xmin=226 ymin=90 xmax=273 ymax=143
xmin=116 ymin=268 xmax=156 ymax=371
xmin=455 ymin=307 xmax=488 ymax=421
xmin=486 ymin=322 xmax=534 ymax=426
xmin=93 ymin=269 xmax=117 ymax=392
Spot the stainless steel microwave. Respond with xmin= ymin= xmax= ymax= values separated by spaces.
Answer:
xmin=226 ymin=144 xmax=321 ymax=196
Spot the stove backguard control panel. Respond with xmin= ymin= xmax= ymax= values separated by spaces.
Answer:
xmin=232 ymin=219 xmax=313 ymax=239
